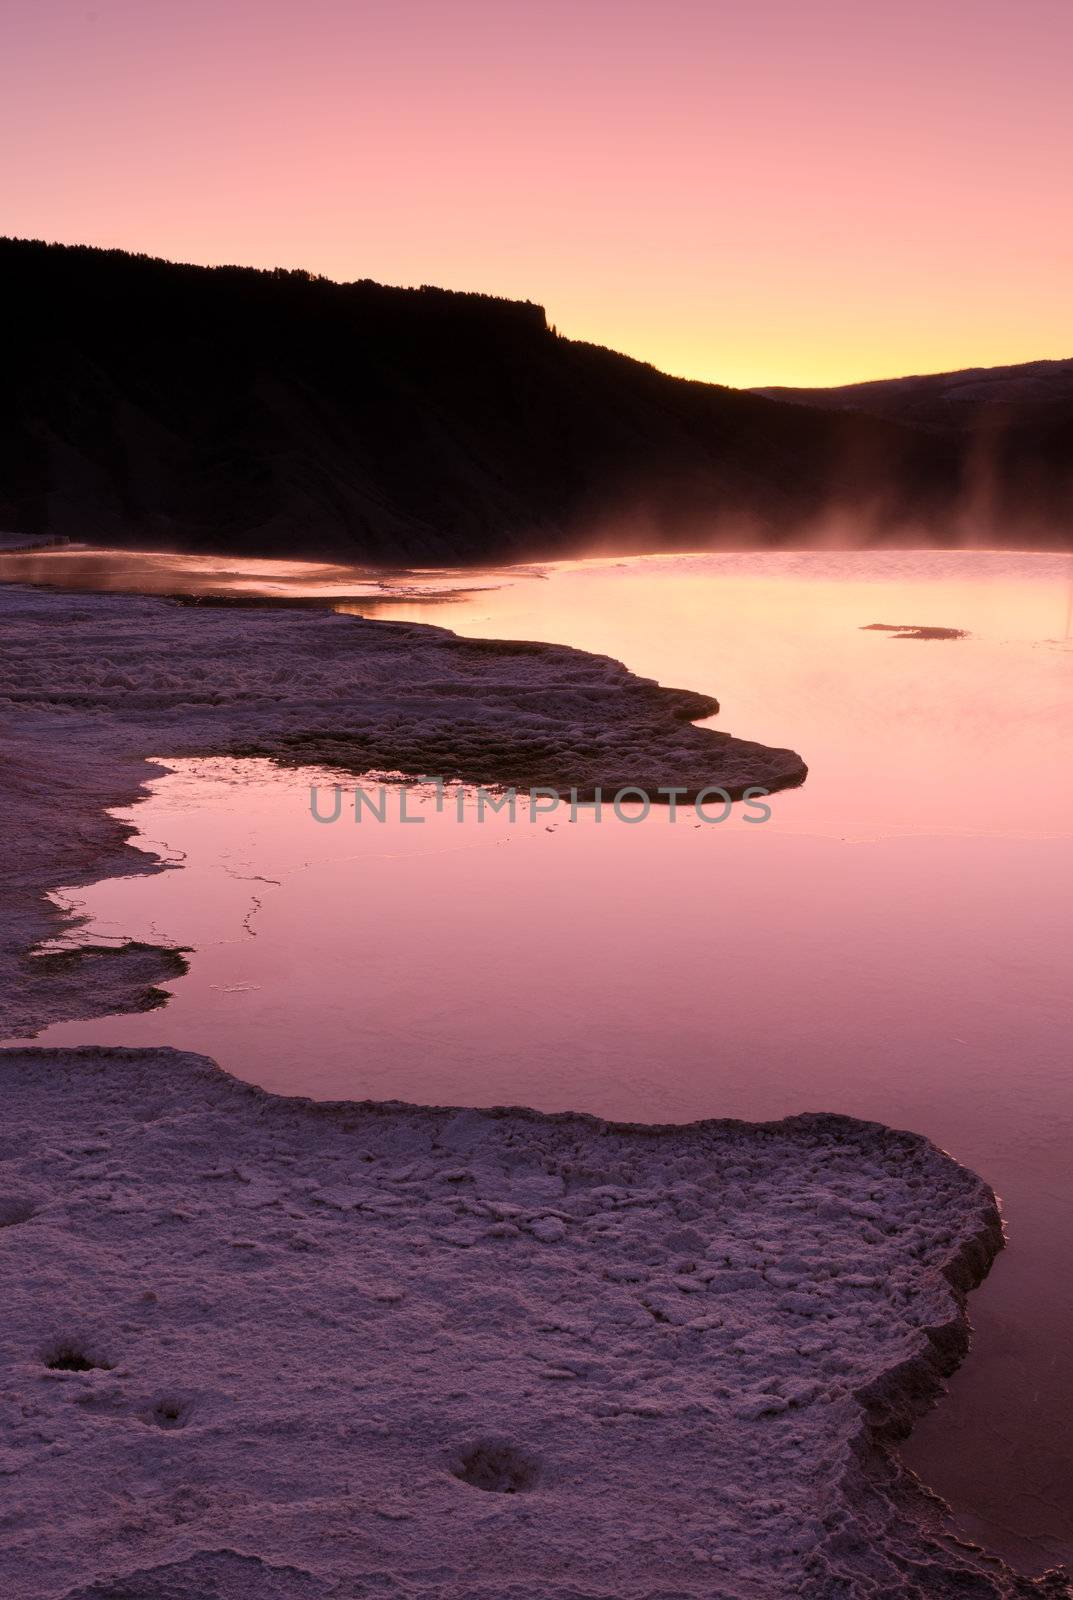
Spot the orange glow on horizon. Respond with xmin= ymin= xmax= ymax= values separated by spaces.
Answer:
xmin=3 ymin=0 xmax=1072 ymax=390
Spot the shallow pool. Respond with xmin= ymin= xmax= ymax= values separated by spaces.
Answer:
xmin=10 ymin=547 xmax=1073 ymax=1572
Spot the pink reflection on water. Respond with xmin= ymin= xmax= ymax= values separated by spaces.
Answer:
xmin=6 ymin=548 xmax=1073 ymax=1572
xmin=0 ymin=544 xmax=505 ymax=603
xmin=339 ymin=548 xmax=1073 ymax=840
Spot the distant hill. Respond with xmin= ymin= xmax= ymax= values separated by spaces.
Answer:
xmin=0 ymin=238 xmax=1066 ymax=559
xmin=755 ymin=361 xmax=1073 ymax=536
xmin=754 ymin=357 xmax=1073 ymax=427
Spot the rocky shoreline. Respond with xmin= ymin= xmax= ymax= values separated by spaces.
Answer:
xmin=0 ymin=581 xmax=804 ymax=1037
xmin=3 ymin=1046 xmax=1061 ymax=1598
xmin=1 ymin=578 xmax=1066 ymax=1596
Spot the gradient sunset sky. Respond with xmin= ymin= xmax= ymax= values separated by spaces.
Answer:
xmin=4 ymin=0 xmax=1070 ymax=388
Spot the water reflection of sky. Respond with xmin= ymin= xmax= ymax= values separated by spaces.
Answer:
xmin=5 ymin=546 xmax=1073 ymax=1574
xmin=0 ymin=544 xmax=508 ymax=603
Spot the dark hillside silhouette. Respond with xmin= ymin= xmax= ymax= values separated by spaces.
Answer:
xmin=756 ymin=360 xmax=1073 ymax=534
xmin=1 ymin=238 xmax=1060 ymax=559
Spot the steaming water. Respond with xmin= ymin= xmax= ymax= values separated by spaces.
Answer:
xmin=6 ymin=547 xmax=1073 ymax=1574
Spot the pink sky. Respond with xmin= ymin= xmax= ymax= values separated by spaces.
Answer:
xmin=3 ymin=0 xmax=1070 ymax=387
